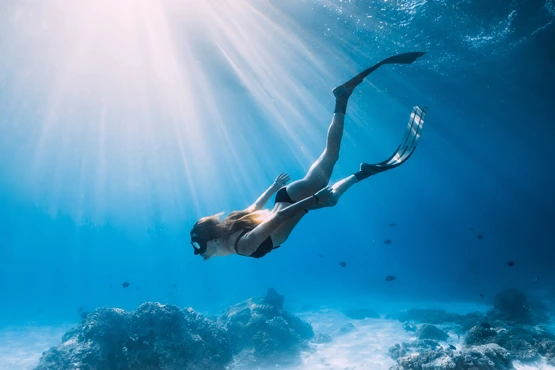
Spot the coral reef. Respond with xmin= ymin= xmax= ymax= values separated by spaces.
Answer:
xmin=464 ymin=325 xmax=497 ymax=346
xmin=35 ymin=288 xmax=313 ymax=370
xmin=416 ymin=324 xmax=449 ymax=341
xmin=388 ymin=343 xmax=407 ymax=360
xmin=487 ymin=289 xmax=531 ymax=324
xmin=391 ymin=343 xmax=513 ymax=370
xmin=486 ymin=289 xmax=550 ymax=325
xmin=389 ymin=289 xmax=555 ymax=369
xmin=537 ymin=339 xmax=555 ymax=365
xmin=389 ymin=339 xmax=440 ymax=360
xmin=263 ymin=287 xmax=284 ymax=309
xmin=402 ymin=321 xmax=417 ymax=332
xmin=35 ymin=303 xmax=230 ymax=370
xmin=216 ymin=288 xmax=313 ymax=368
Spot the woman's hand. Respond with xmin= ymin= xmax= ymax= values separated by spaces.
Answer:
xmin=314 ymin=186 xmax=337 ymax=207
xmin=273 ymin=173 xmax=290 ymax=188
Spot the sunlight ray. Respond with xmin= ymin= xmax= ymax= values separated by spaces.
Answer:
xmin=0 ymin=0 xmax=346 ymax=225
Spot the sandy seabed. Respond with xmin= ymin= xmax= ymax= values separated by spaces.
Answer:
xmin=297 ymin=309 xmax=555 ymax=370
xmin=1 ymin=304 xmax=554 ymax=370
xmin=0 ymin=324 xmax=72 ymax=370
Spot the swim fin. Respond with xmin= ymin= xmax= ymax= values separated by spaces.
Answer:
xmin=357 ymin=106 xmax=427 ymax=178
xmin=380 ymin=51 xmax=426 ymax=65
xmin=333 ymin=52 xmax=426 ymax=100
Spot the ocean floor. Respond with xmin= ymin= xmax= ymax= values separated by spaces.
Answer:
xmin=298 ymin=309 xmax=412 ymax=369
xmin=1 ymin=302 xmax=554 ymax=370
xmin=0 ymin=324 xmax=72 ymax=370
xmin=297 ymin=308 xmax=555 ymax=370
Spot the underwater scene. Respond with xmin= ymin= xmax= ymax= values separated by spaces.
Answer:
xmin=1 ymin=0 xmax=555 ymax=369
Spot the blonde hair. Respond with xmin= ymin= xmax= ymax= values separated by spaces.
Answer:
xmin=191 ymin=209 xmax=272 ymax=241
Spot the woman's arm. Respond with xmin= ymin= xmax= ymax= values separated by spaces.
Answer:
xmin=244 ymin=173 xmax=290 ymax=212
xmin=237 ymin=187 xmax=334 ymax=255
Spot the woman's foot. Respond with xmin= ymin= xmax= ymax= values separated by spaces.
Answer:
xmin=332 ymin=70 xmax=375 ymax=102
xmin=354 ymin=163 xmax=385 ymax=182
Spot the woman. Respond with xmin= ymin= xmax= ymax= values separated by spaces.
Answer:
xmin=190 ymin=52 xmax=427 ymax=260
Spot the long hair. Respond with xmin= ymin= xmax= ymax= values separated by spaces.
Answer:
xmin=191 ymin=209 xmax=272 ymax=241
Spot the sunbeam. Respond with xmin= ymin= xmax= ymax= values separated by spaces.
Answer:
xmin=0 ymin=0 xmax=343 ymax=226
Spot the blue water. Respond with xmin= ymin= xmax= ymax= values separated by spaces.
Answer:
xmin=0 ymin=0 xmax=554 ymax=357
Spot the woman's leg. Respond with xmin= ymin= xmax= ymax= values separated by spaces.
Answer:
xmin=285 ymin=51 xmax=427 ymax=203
xmin=271 ymin=175 xmax=358 ymax=245
xmin=271 ymin=211 xmax=306 ymax=246
xmin=284 ymin=64 xmax=376 ymax=201
xmin=313 ymin=174 xmax=361 ymax=208
xmin=285 ymin=112 xmax=346 ymax=201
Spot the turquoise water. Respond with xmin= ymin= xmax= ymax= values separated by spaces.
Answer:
xmin=1 ymin=0 xmax=554 ymax=368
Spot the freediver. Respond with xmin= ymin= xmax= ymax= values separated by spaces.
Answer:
xmin=190 ymin=52 xmax=427 ymax=260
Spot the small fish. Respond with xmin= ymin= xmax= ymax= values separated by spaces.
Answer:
xmin=523 ymin=304 xmax=529 ymax=311
xmin=173 ymin=283 xmax=177 ymax=288
xmin=477 ymin=234 xmax=484 ymax=240
xmin=507 ymin=261 xmax=515 ymax=267
xmin=389 ymin=223 xmax=397 ymax=227
xmin=318 ymin=254 xmax=324 ymax=258
xmin=534 ymin=276 xmax=539 ymax=283
xmin=384 ymin=239 xmax=392 ymax=245
xmin=480 ymin=322 xmax=492 ymax=329
xmin=448 ymin=344 xmax=456 ymax=350
xmin=479 ymin=294 xmax=485 ymax=299
xmin=339 ymin=261 xmax=347 ymax=267
xmin=122 ymin=281 xmax=131 ymax=288
xmin=385 ymin=275 xmax=397 ymax=281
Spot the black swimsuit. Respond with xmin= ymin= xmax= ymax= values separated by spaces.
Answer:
xmin=274 ymin=187 xmax=297 ymax=205
xmin=234 ymin=187 xmax=296 ymax=259
xmin=234 ymin=229 xmax=280 ymax=258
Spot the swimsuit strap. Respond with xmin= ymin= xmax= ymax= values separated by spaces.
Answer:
xmin=234 ymin=229 xmax=252 ymax=255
